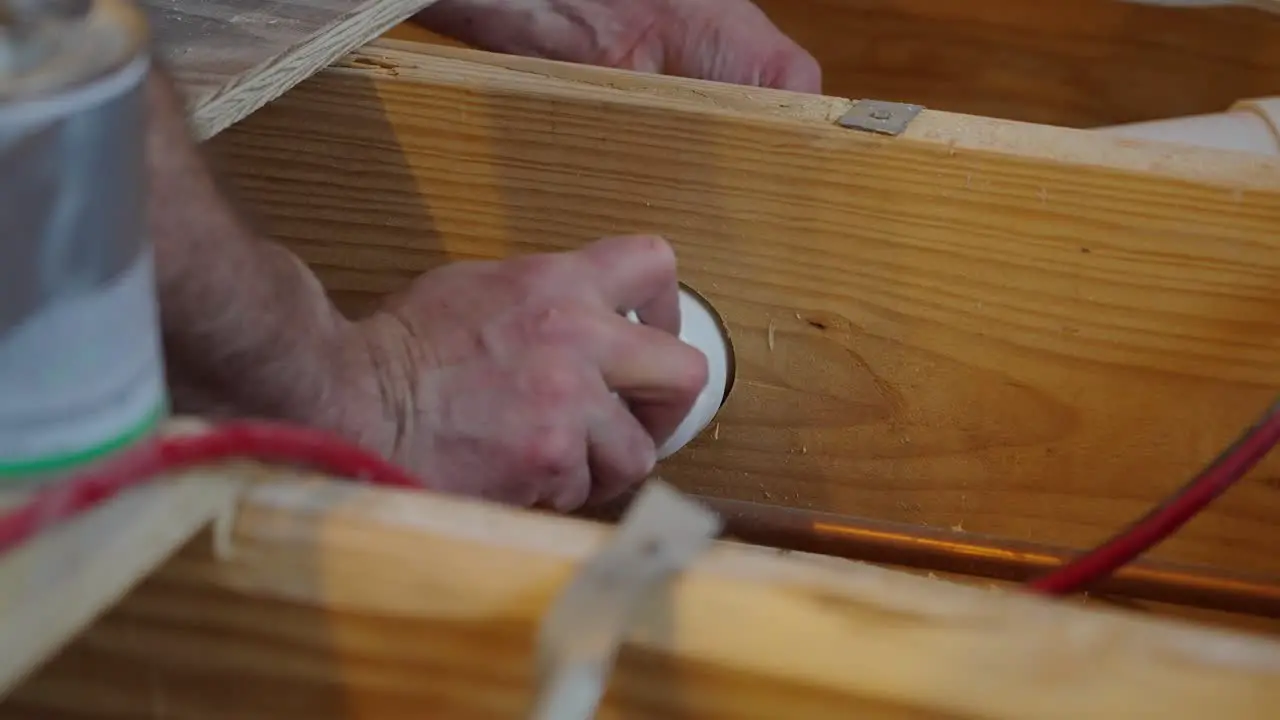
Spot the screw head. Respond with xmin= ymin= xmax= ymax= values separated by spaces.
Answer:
xmin=869 ymin=109 xmax=892 ymax=121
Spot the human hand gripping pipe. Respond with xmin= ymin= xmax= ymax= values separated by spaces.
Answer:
xmin=627 ymin=283 xmax=734 ymax=460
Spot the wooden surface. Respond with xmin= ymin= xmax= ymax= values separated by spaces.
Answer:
xmin=7 ymin=474 xmax=1280 ymax=718
xmin=753 ymin=0 xmax=1280 ymax=128
xmin=0 ymin=473 xmax=239 ymax=697
xmin=654 ymin=495 xmax=1280 ymax=626
xmin=385 ymin=0 xmax=1280 ymax=129
xmin=206 ymin=42 xmax=1280 ymax=589
xmin=142 ymin=0 xmax=433 ymax=138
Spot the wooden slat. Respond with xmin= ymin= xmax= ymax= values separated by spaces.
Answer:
xmin=142 ymin=0 xmax=433 ymax=138
xmin=0 ymin=473 xmax=240 ymax=697
xmin=207 ymin=42 xmax=1280 ymax=585
xmin=6 ymin=475 xmax=1280 ymax=718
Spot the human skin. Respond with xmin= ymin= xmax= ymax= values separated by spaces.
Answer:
xmin=414 ymin=0 xmax=821 ymax=93
xmin=154 ymin=0 xmax=817 ymax=509
xmin=150 ymin=69 xmax=704 ymax=510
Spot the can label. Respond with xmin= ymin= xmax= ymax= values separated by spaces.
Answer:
xmin=0 ymin=248 xmax=167 ymax=478
xmin=0 ymin=52 xmax=165 ymax=482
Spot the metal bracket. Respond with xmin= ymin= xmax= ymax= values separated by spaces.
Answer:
xmin=837 ymin=99 xmax=924 ymax=136
xmin=528 ymin=480 xmax=723 ymax=720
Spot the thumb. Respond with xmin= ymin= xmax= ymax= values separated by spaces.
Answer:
xmin=760 ymin=43 xmax=822 ymax=94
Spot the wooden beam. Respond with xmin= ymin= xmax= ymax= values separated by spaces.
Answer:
xmin=142 ymin=0 xmax=435 ymax=138
xmin=381 ymin=0 xmax=1280 ymax=128
xmin=749 ymin=0 xmax=1280 ymax=128
xmin=0 ymin=473 xmax=239 ymax=697
xmin=6 ymin=474 xmax=1280 ymax=718
xmin=595 ymin=495 xmax=1280 ymax=623
xmin=207 ymin=42 xmax=1280 ymax=586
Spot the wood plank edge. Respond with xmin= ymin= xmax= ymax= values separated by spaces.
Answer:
xmin=186 ymin=1 xmax=438 ymax=140
xmin=347 ymin=40 xmax=1280 ymax=192
xmin=215 ymin=474 xmax=1280 ymax=716
xmin=0 ymin=473 xmax=242 ymax=697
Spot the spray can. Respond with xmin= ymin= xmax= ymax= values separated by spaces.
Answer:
xmin=0 ymin=0 xmax=165 ymax=485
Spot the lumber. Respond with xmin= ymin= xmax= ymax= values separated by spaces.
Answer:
xmin=206 ymin=41 xmax=1280 ymax=586
xmin=619 ymin=495 xmax=1280 ymax=621
xmin=6 ymin=473 xmax=1280 ymax=718
xmin=141 ymin=0 xmax=434 ymax=139
xmin=0 ymin=473 xmax=240 ymax=697
xmin=748 ymin=0 xmax=1280 ymax=128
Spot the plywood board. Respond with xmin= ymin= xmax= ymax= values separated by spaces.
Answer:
xmin=206 ymin=42 xmax=1280 ymax=585
xmin=142 ymin=0 xmax=433 ymax=138
xmin=6 ymin=474 xmax=1280 ymax=718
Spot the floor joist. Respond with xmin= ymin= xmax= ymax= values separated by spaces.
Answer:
xmin=6 ymin=473 xmax=1280 ymax=718
xmin=207 ymin=41 xmax=1280 ymax=586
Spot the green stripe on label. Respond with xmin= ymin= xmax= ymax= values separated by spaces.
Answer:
xmin=0 ymin=400 xmax=169 ymax=480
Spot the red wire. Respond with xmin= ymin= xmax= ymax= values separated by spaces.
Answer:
xmin=0 ymin=421 xmax=422 ymax=555
xmin=1028 ymin=399 xmax=1280 ymax=595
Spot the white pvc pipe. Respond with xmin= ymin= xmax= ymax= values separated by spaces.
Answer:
xmin=1096 ymin=97 xmax=1280 ymax=155
xmin=653 ymin=288 xmax=731 ymax=460
xmin=626 ymin=286 xmax=732 ymax=461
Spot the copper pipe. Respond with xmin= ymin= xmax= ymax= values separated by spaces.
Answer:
xmin=584 ymin=494 xmax=1280 ymax=618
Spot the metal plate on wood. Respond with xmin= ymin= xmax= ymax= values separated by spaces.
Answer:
xmin=837 ymin=100 xmax=924 ymax=136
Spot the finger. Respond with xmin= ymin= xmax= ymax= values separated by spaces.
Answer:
xmin=576 ymin=234 xmax=681 ymax=336
xmin=533 ymin=308 xmax=707 ymax=444
xmin=584 ymin=394 xmax=659 ymax=507
xmin=522 ymin=418 xmax=593 ymax=512
xmin=590 ymin=313 xmax=709 ymax=444
xmin=763 ymin=45 xmax=822 ymax=94
xmin=507 ymin=358 xmax=594 ymax=511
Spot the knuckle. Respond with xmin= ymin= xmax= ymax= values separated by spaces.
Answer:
xmin=599 ymin=234 xmax=676 ymax=272
xmin=635 ymin=235 xmax=677 ymax=272
xmin=521 ymin=303 xmax=591 ymax=345
xmin=520 ymin=423 xmax=580 ymax=478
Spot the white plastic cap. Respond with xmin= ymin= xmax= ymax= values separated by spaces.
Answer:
xmin=626 ymin=286 xmax=732 ymax=460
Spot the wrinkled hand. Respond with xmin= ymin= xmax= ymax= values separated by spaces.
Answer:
xmin=414 ymin=0 xmax=821 ymax=93
xmin=337 ymin=235 xmax=708 ymax=511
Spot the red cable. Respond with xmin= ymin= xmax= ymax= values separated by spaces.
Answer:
xmin=0 ymin=421 xmax=422 ymax=555
xmin=1028 ymin=398 xmax=1280 ymax=595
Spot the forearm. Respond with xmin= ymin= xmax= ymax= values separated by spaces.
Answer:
xmin=146 ymin=67 xmax=352 ymax=430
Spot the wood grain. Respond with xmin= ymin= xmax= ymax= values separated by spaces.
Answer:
xmin=142 ymin=0 xmax=434 ymax=138
xmin=383 ymin=0 xmax=1280 ymax=129
xmin=8 ymin=475 xmax=1280 ymax=718
xmin=0 ymin=473 xmax=239 ymax=697
xmin=207 ymin=42 xmax=1280 ymax=586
